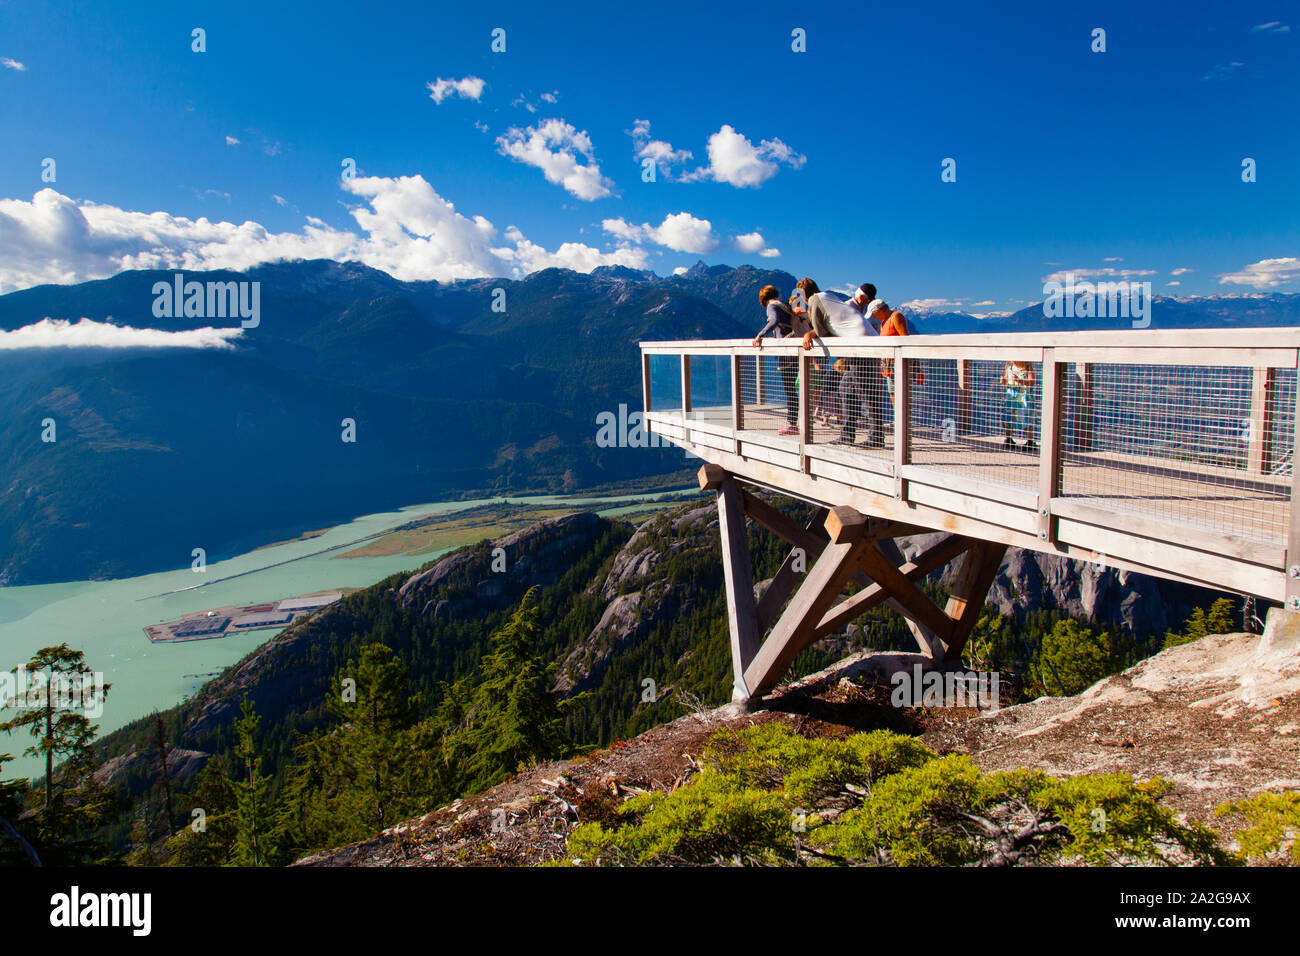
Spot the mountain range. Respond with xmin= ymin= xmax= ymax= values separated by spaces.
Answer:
xmin=2 ymin=259 xmax=1297 ymax=585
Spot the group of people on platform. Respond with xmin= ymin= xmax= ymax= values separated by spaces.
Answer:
xmin=751 ymin=278 xmax=1037 ymax=450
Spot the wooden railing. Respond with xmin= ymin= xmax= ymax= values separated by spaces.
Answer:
xmin=640 ymin=328 xmax=1300 ymax=608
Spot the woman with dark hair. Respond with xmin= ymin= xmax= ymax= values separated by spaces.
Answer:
xmin=751 ymin=284 xmax=801 ymax=435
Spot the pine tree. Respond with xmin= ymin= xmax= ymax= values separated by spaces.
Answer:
xmin=165 ymin=754 xmax=237 ymax=866
xmin=0 ymin=754 xmax=40 ymax=866
xmin=438 ymin=587 xmax=573 ymax=796
xmin=0 ymin=644 xmax=110 ymax=808
xmin=1163 ymin=597 xmax=1236 ymax=650
xmin=1033 ymin=620 xmax=1118 ymax=696
xmin=231 ymin=695 xmax=273 ymax=866
xmin=0 ymin=644 xmax=119 ymax=863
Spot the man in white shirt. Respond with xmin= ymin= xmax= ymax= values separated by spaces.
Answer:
xmin=801 ymin=283 xmax=884 ymax=445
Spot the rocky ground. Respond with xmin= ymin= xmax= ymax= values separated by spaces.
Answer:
xmin=296 ymin=611 xmax=1300 ymax=866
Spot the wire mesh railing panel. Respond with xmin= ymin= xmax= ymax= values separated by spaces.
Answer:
xmin=646 ymin=354 xmax=682 ymax=413
xmin=802 ymin=351 xmax=894 ymax=463
xmin=908 ymin=357 xmax=1042 ymax=490
xmin=1060 ymin=363 xmax=1293 ymax=545
xmin=737 ymin=352 xmax=797 ymax=435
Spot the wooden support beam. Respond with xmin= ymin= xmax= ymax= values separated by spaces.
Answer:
xmin=744 ymin=507 xmax=873 ymax=697
xmin=893 ymin=350 xmax=911 ymax=499
xmin=1248 ymin=366 xmax=1277 ymax=476
xmin=757 ymin=509 xmax=828 ymax=632
xmin=1037 ymin=349 xmax=1064 ymax=542
xmin=708 ymin=468 xmax=761 ymax=698
xmin=814 ymin=534 xmax=976 ymax=640
xmin=1071 ymin=362 xmax=1094 ymax=452
xmin=741 ymin=491 xmax=824 ymax=554
xmin=941 ymin=540 xmax=1009 ymax=662
xmin=956 ymin=359 xmax=973 ymax=436
xmin=731 ymin=353 xmax=744 ymax=450
xmin=857 ymin=541 xmax=956 ymax=642
xmin=680 ymin=354 xmax=692 ymax=423
xmin=872 ymin=537 xmax=945 ymax=658
xmin=699 ymin=463 xmax=727 ymax=490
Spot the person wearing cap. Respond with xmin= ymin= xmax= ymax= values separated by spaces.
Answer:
xmin=869 ymin=299 xmax=921 ymax=390
xmin=801 ymin=283 xmax=883 ymax=446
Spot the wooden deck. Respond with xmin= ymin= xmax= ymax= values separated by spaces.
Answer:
xmin=642 ymin=330 xmax=1300 ymax=606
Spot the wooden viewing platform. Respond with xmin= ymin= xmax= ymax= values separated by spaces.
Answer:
xmin=639 ymin=328 xmax=1300 ymax=701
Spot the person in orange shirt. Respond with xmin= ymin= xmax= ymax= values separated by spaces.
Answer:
xmin=868 ymin=300 xmax=922 ymax=396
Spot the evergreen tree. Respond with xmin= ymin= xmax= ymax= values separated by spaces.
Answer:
xmin=165 ymin=754 xmax=238 ymax=866
xmin=1033 ymin=620 xmax=1118 ymax=696
xmin=231 ymin=695 xmax=273 ymax=866
xmin=1164 ymin=598 xmax=1236 ymax=650
xmin=0 ymin=644 xmax=110 ymax=807
xmin=0 ymin=645 xmax=120 ymax=863
xmin=438 ymin=587 xmax=573 ymax=796
xmin=0 ymin=754 xmax=40 ymax=866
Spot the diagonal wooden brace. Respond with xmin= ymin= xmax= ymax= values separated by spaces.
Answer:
xmin=756 ymin=508 xmax=828 ymax=632
xmin=743 ymin=506 xmax=873 ymax=698
xmin=941 ymin=540 xmax=1008 ymax=662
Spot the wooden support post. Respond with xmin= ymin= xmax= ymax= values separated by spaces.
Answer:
xmin=680 ymin=354 xmax=692 ymax=424
xmin=1037 ymin=349 xmax=1064 ymax=542
xmin=731 ymin=352 xmax=744 ymax=452
xmin=1071 ymin=362 xmax=1095 ymax=452
xmin=799 ymin=350 xmax=812 ymax=471
xmin=893 ymin=350 xmax=911 ymax=499
xmin=699 ymin=464 xmax=761 ymax=698
xmin=743 ymin=506 xmax=871 ymax=698
xmin=941 ymin=540 xmax=1008 ymax=662
xmin=641 ymin=351 xmax=652 ymax=417
xmin=754 ymin=353 xmax=765 ymax=407
xmin=1286 ymin=352 xmax=1300 ymax=613
xmin=1248 ymin=367 xmax=1277 ymax=476
xmin=956 ymin=359 xmax=972 ymax=437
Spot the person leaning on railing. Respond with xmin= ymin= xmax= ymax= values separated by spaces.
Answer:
xmin=800 ymin=283 xmax=883 ymax=446
xmin=751 ymin=284 xmax=807 ymax=435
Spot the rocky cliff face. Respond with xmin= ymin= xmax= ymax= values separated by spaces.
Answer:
xmin=553 ymin=503 xmax=719 ymax=694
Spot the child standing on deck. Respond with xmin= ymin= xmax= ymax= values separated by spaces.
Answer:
xmin=1001 ymin=360 xmax=1037 ymax=450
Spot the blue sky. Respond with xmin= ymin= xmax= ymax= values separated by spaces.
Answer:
xmin=1 ymin=0 xmax=1297 ymax=312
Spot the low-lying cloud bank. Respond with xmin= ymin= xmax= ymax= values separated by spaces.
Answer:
xmin=0 ymin=175 xmax=647 ymax=292
xmin=0 ymin=318 xmax=245 ymax=350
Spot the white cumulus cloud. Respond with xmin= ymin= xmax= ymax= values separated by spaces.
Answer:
xmin=1218 ymin=257 xmax=1300 ymax=289
xmin=427 ymin=76 xmax=486 ymax=104
xmin=629 ymin=119 xmax=695 ymax=179
xmin=496 ymin=119 xmax=615 ymax=201
xmin=601 ymin=212 xmax=717 ymax=254
xmin=0 ymin=177 xmax=647 ymax=291
xmin=733 ymin=231 xmax=780 ymax=258
xmin=689 ymin=124 xmax=805 ymax=188
xmin=0 ymin=317 xmax=243 ymax=350
xmin=1 ymin=57 xmax=25 ymax=71
xmin=631 ymin=120 xmax=804 ymax=188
